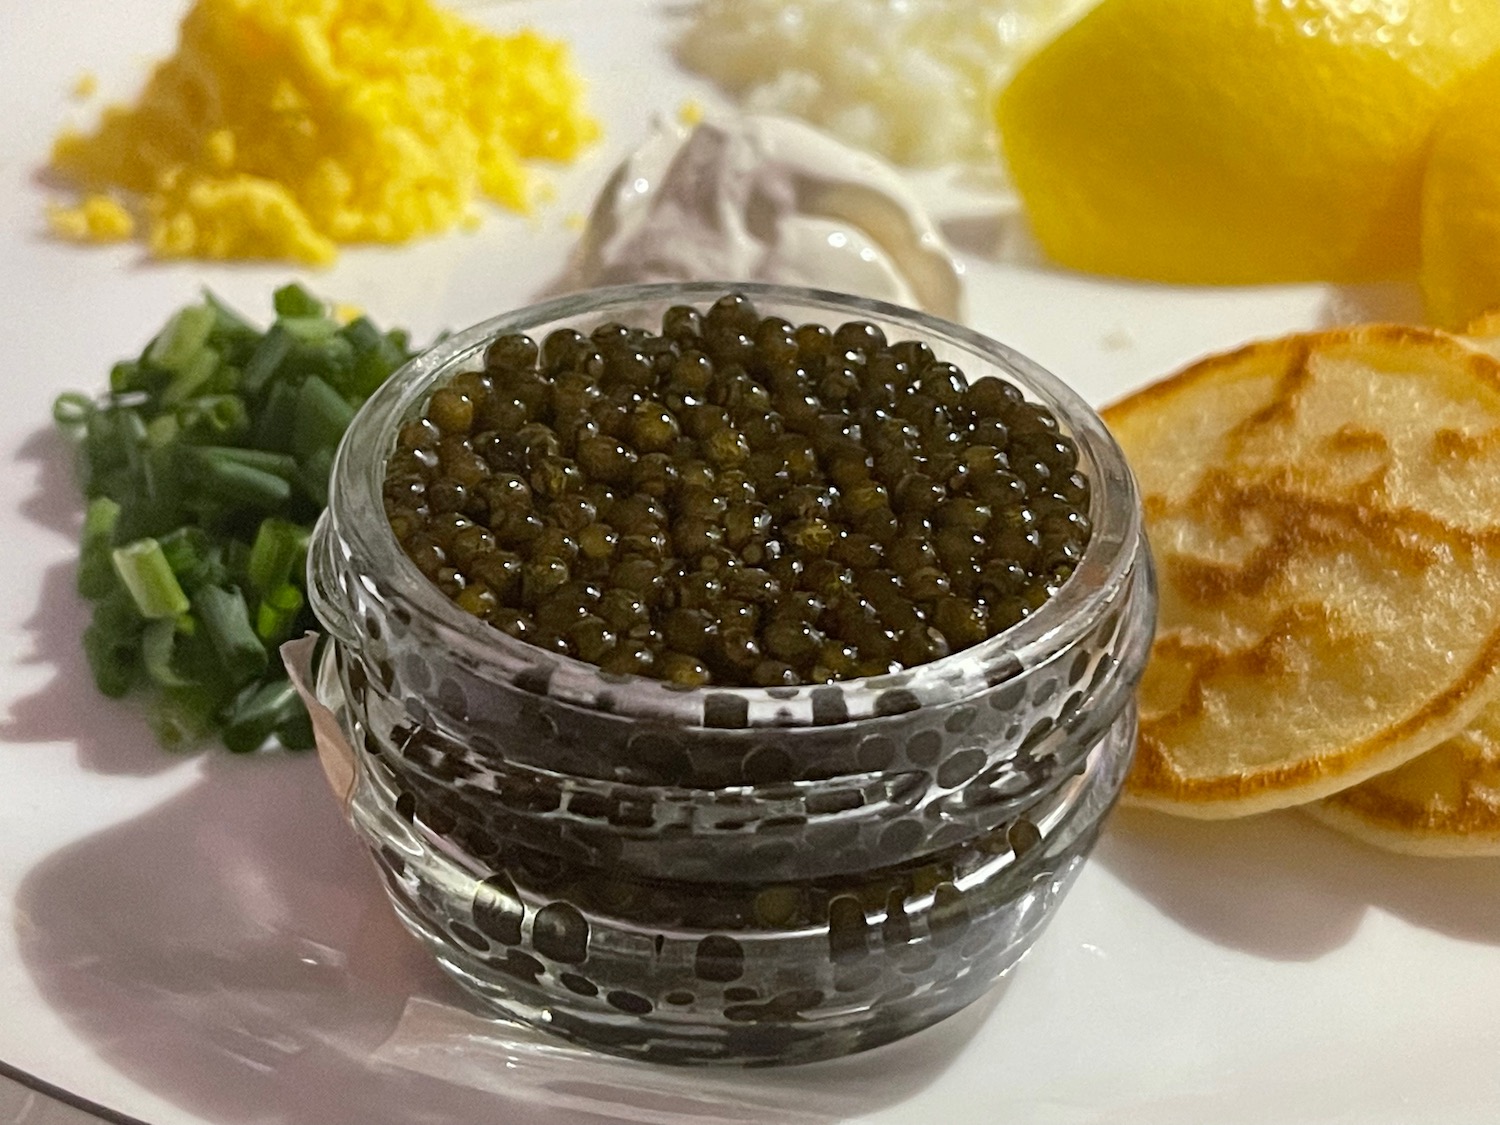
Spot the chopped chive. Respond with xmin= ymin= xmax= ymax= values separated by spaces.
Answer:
xmin=146 ymin=304 xmax=216 ymax=375
xmin=85 ymin=406 xmax=148 ymax=492
xmin=109 ymin=410 xmax=154 ymax=501
xmin=161 ymin=345 xmax=221 ymax=407
xmin=77 ymin=496 xmax=121 ymax=599
xmin=278 ymin=315 xmax=339 ymax=343
xmin=222 ymin=678 xmax=304 ymax=753
xmin=149 ymin=684 xmax=225 ymax=750
xmin=202 ymin=362 xmax=243 ymax=397
xmin=189 ymin=444 xmax=301 ymax=482
xmin=157 ymin=525 xmax=223 ymax=591
xmin=53 ymin=392 xmax=94 ymax=429
xmin=255 ymin=582 xmax=304 ymax=646
xmin=109 ymin=360 xmax=143 ymax=394
xmin=55 ymin=286 xmax=418 ymax=751
xmin=142 ymin=618 xmax=194 ymax=687
xmin=253 ymin=379 xmax=299 ymax=451
xmin=299 ymin=446 xmax=335 ymax=507
xmin=195 ymin=585 xmax=268 ymax=685
xmin=292 ymin=375 xmax=356 ymax=462
xmin=247 ymin=517 xmax=309 ymax=594
xmin=340 ymin=316 xmax=383 ymax=353
xmin=273 ymin=282 xmax=325 ymax=319
xmin=242 ymin=324 xmax=295 ymax=395
xmin=178 ymin=394 xmax=249 ymax=443
xmin=113 ymin=538 xmax=191 ymax=619
xmin=204 ymin=290 xmax=259 ymax=342
xmin=145 ymin=413 xmax=179 ymax=449
xmin=194 ymin=450 xmax=294 ymax=511
xmin=292 ymin=336 xmax=357 ymax=394
xmin=82 ymin=589 xmax=144 ymax=697
xmin=349 ymin=338 xmax=405 ymax=399
xmin=276 ymin=706 xmax=315 ymax=751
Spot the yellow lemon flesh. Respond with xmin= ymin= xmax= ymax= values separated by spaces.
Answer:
xmin=996 ymin=0 xmax=1500 ymax=285
xmin=1421 ymin=52 xmax=1500 ymax=329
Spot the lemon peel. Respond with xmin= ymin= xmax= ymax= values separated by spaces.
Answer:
xmin=1420 ymin=51 xmax=1500 ymax=329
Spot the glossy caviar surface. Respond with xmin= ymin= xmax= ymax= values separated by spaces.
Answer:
xmin=382 ymin=293 xmax=1092 ymax=687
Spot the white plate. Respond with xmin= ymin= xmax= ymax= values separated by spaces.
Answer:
xmin=3 ymin=3 xmax=1499 ymax=1124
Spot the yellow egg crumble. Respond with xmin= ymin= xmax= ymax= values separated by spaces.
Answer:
xmin=47 ymin=0 xmax=600 ymax=265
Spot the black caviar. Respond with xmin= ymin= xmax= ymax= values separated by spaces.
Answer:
xmin=383 ymin=294 xmax=1091 ymax=687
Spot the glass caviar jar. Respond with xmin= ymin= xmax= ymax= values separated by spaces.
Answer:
xmin=308 ymin=282 xmax=1155 ymax=1066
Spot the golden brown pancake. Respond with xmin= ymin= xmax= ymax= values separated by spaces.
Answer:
xmin=1464 ymin=307 xmax=1500 ymax=348
xmin=1104 ymin=326 xmax=1500 ymax=818
xmin=1306 ymin=697 xmax=1500 ymax=856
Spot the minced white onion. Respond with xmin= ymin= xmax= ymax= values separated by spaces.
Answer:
xmin=675 ymin=0 xmax=1097 ymax=169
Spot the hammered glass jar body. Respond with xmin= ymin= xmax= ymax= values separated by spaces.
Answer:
xmin=308 ymin=282 xmax=1156 ymax=1065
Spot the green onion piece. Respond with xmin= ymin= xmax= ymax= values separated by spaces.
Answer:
xmin=348 ymin=341 xmax=404 ymax=399
xmin=293 ymin=336 xmax=358 ymax=395
xmin=194 ymin=449 xmax=294 ymax=512
xmin=178 ymin=395 xmax=249 ymax=444
xmin=157 ymin=526 xmax=224 ymax=592
xmin=276 ymin=706 xmax=315 ymax=751
xmin=222 ymin=678 xmax=303 ymax=753
xmin=292 ymin=376 xmax=356 ymax=462
xmin=272 ymin=282 xmax=325 ymax=319
xmin=190 ymin=445 xmax=301 ymax=482
xmin=77 ymin=496 xmax=121 ymax=599
xmin=204 ymin=290 xmax=259 ymax=343
xmin=57 ymin=285 xmax=419 ymax=752
xmin=82 ymin=589 xmax=143 ymax=697
xmin=278 ymin=315 xmax=339 ymax=343
xmin=141 ymin=618 xmax=193 ymax=687
xmin=202 ymin=362 xmax=243 ymax=397
xmin=195 ymin=584 xmax=268 ymax=685
xmin=252 ymin=379 xmax=299 ymax=452
xmin=109 ymin=360 xmax=142 ymax=394
xmin=53 ymin=392 xmax=94 ymax=429
xmin=112 ymin=538 xmax=192 ymax=619
xmin=107 ymin=409 xmax=154 ymax=500
xmin=161 ymin=344 xmax=221 ymax=407
xmin=146 ymin=304 xmax=216 ymax=375
xmin=255 ymin=582 xmax=304 ymax=646
xmin=145 ymin=413 xmax=179 ymax=450
xmin=247 ymin=517 xmax=309 ymax=593
xmin=242 ymin=324 xmax=295 ymax=395
xmin=85 ymin=407 xmax=149 ymax=496
xmin=340 ymin=316 xmax=383 ymax=353
xmin=149 ymin=684 xmax=224 ymax=750
xmin=299 ymin=446 xmax=335 ymax=507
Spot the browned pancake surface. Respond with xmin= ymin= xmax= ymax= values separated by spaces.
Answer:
xmin=1307 ymin=662 xmax=1500 ymax=856
xmin=1105 ymin=326 xmax=1500 ymax=817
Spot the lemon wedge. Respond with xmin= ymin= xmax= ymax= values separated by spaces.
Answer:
xmin=1420 ymin=52 xmax=1500 ymax=328
xmin=996 ymin=0 xmax=1500 ymax=285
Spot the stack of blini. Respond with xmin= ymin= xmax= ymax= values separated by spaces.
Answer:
xmin=1104 ymin=313 xmax=1500 ymax=856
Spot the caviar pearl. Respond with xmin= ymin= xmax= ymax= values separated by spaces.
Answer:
xmin=384 ymin=293 xmax=1091 ymax=687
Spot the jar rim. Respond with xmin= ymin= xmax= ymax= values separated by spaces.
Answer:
xmin=319 ymin=281 xmax=1146 ymax=723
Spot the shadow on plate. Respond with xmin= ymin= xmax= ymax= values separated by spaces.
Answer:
xmin=937 ymin=206 xmax=1045 ymax=268
xmin=1095 ymin=806 xmax=1500 ymax=961
xmin=16 ymin=749 xmax=990 ymax=1125
xmin=17 ymin=425 xmax=84 ymax=540
xmin=1317 ymin=282 xmax=1425 ymax=327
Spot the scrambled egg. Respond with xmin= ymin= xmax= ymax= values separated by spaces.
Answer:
xmin=46 ymin=194 xmax=134 ymax=242
xmin=48 ymin=0 xmax=599 ymax=264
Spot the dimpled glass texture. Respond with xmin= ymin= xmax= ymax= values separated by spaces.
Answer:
xmin=308 ymin=282 xmax=1156 ymax=1065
